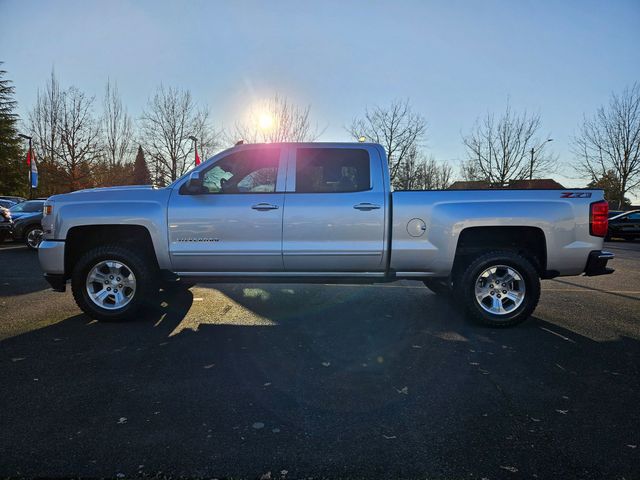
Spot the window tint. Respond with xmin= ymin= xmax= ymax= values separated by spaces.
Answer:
xmin=295 ymin=148 xmax=370 ymax=193
xmin=627 ymin=212 xmax=640 ymax=220
xmin=202 ymin=148 xmax=280 ymax=193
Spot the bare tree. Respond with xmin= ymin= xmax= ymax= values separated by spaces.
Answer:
xmin=140 ymin=85 xmax=218 ymax=185
xmin=461 ymin=104 xmax=554 ymax=184
xmin=573 ymin=83 xmax=640 ymax=209
xmin=231 ymin=94 xmax=321 ymax=144
xmin=396 ymin=146 xmax=452 ymax=190
xmin=56 ymin=87 xmax=101 ymax=191
xmin=102 ymin=80 xmax=133 ymax=167
xmin=29 ymin=69 xmax=62 ymax=168
xmin=348 ymin=99 xmax=427 ymax=188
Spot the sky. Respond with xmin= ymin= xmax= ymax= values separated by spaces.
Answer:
xmin=1 ymin=0 xmax=639 ymax=195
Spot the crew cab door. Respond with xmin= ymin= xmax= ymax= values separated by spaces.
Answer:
xmin=167 ymin=145 xmax=286 ymax=272
xmin=282 ymin=146 xmax=387 ymax=272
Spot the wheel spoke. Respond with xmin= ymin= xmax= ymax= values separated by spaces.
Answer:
xmin=506 ymin=292 xmax=521 ymax=303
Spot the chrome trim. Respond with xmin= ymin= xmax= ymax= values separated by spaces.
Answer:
xmin=171 ymin=251 xmax=281 ymax=256
xmin=176 ymin=271 xmax=387 ymax=277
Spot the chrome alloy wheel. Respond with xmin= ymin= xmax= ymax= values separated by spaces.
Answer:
xmin=474 ymin=265 xmax=526 ymax=315
xmin=85 ymin=260 xmax=137 ymax=310
xmin=26 ymin=227 xmax=44 ymax=249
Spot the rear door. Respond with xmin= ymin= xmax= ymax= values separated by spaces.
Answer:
xmin=282 ymin=146 xmax=387 ymax=272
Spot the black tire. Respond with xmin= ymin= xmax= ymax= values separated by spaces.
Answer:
xmin=71 ymin=244 xmax=158 ymax=322
xmin=423 ymin=278 xmax=453 ymax=296
xmin=23 ymin=224 xmax=43 ymax=250
xmin=456 ymin=250 xmax=540 ymax=327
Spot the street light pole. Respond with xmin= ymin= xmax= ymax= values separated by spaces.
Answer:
xmin=18 ymin=134 xmax=33 ymax=199
xmin=529 ymin=138 xmax=553 ymax=181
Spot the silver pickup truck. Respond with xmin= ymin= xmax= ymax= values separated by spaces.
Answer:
xmin=39 ymin=142 xmax=614 ymax=327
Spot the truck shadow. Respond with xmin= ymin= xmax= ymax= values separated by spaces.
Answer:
xmin=0 ymin=244 xmax=49 ymax=296
xmin=1 ymin=283 xmax=639 ymax=478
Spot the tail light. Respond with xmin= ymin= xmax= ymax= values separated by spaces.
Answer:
xmin=590 ymin=200 xmax=608 ymax=237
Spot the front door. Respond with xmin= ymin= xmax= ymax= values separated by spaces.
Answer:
xmin=168 ymin=146 xmax=286 ymax=273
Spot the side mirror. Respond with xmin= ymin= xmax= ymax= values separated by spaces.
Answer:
xmin=184 ymin=171 xmax=204 ymax=194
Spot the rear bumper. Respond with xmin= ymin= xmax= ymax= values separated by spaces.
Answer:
xmin=584 ymin=250 xmax=615 ymax=276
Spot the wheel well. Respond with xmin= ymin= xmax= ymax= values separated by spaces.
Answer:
xmin=452 ymin=226 xmax=547 ymax=279
xmin=64 ymin=225 xmax=158 ymax=277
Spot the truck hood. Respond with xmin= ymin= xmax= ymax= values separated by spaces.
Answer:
xmin=48 ymin=185 xmax=162 ymax=203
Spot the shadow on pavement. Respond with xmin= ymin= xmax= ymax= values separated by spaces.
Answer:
xmin=0 ymin=283 xmax=638 ymax=479
xmin=0 ymin=243 xmax=49 ymax=296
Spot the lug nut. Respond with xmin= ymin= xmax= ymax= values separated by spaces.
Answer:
xmin=497 ymin=294 xmax=502 ymax=298
xmin=118 ymin=284 xmax=123 ymax=288
xmin=489 ymin=284 xmax=494 ymax=288
xmin=502 ymin=283 xmax=506 ymax=287
xmin=502 ymin=290 xmax=507 ymax=294
xmin=116 ymin=277 xmax=121 ymax=281
xmin=106 ymin=287 xmax=111 ymax=291
xmin=114 ymin=289 xmax=118 ymax=293
xmin=109 ymin=275 xmax=114 ymax=279
xmin=490 ymin=290 xmax=495 ymax=295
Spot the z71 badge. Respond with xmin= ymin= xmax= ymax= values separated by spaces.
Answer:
xmin=560 ymin=192 xmax=592 ymax=198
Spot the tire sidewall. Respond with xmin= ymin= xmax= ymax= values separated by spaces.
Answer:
xmin=461 ymin=252 xmax=540 ymax=327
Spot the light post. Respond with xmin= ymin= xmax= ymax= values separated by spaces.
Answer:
xmin=529 ymin=138 xmax=553 ymax=180
xmin=188 ymin=135 xmax=200 ymax=166
xmin=18 ymin=134 xmax=33 ymax=198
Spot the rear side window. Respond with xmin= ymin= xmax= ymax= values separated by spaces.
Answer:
xmin=295 ymin=148 xmax=370 ymax=193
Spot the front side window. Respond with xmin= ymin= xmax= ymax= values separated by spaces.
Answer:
xmin=202 ymin=148 xmax=280 ymax=194
xmin=295 ymin=148 xmax=370 ymax=193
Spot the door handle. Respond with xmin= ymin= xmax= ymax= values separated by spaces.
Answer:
xmin=353 ymin=202 xmax=381 ymax=211
xmin=251 ymin=203 xmax=280 ymax=211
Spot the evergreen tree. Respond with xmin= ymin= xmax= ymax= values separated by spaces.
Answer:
xmin=132 ymin=145 xmax=151 ymax=184
xmin=0 ymin=64 xmax=26 ymax=196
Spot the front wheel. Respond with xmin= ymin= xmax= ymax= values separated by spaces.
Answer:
xmin=457 ymin=251 xmax=541 ymax=327
xmin=71 ymin=244 xmax=158 ymax=321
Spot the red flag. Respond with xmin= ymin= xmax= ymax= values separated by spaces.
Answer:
xmin=26 ymin=147 xmax=31 ymax=166
xmin=195 ymin=144 xmax=201 ymax=166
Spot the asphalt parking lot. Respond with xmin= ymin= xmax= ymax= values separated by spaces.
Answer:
xmin=0 ymin=242 xmax=639 ymax=479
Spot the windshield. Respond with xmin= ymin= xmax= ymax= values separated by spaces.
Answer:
xmin=10 ymin=201 xmax=44 ymax=213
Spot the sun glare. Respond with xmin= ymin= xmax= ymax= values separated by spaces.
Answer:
xmin=258 ymin=112 xmax=274 ymax=130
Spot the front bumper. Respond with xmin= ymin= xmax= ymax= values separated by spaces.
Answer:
xmin=38 ymin=240 xmax=66 ymax=274
xmin=584 ymin=250 xmax=615 ymax=276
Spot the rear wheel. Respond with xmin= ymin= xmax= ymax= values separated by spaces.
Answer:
xmin=71 ymin=244 xmax=158 ymax=321
xmin=24 ymin=224 xmax=44 ymax=250
xmin=457 ymin=250 xmax=540 ymax=327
